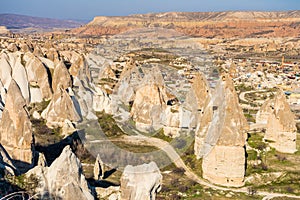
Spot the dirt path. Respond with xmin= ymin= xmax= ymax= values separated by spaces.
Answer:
xmin=101 ymin=135 xmax=300 ymax=199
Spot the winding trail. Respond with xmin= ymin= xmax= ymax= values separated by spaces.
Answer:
xmin=96 ymin=135 xmax=300 ymax=199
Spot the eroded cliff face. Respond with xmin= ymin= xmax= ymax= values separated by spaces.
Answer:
xmin=120 ymin=162 xmax=162 ymax=200
xmin=72 ymin=11 xmax=300 ymax=38
xmin=195 ymin=74 xmax=249 ymax=187
xmin=0 ymin=80 xmax=33 ymax=164
xmin=264 ymin=90 xmax=297 ymax=153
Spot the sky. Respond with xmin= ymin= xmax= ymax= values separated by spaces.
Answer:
xmin=1 ymin=0 xmax=300 ymax=21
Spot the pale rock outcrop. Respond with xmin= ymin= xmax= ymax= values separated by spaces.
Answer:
xmin=69 ymin=54 xmax=86 ymax=77
xmin=94 ymin=154 xmax=104 ymax=180
xmin=37 ymin=152 xmax=47 ymax=167
xmin=25 ymin=53 xmax=52 ymax=100
xmin=39 ymin=57 xmax=55 ymax=69
xmin=0 ymin=52 xmax=12 ymax=90
xmin=98 ymin=63 xmax=116 ymax=80
xmin=26 ymin=146 xmax=94 ymax=200
xmin=7 ymin=43 xmax=18 ymax=52
xmin=29 ymin=87 xmax=43 ymax=103
xmin=46 ymin=48 xmax=60 ymax=62
xmin=96 ymin=186 xmax=120 ymax=200
xmin=12 ymin=56 xmax=30 ymax=103
xmin=163 ymin=106 xmax=181 ymax=137
xmin=52 ymin=61 xmax=72 ymax=92
xmin=19 ymin=42 xmax=32 ymax=53
xmin=72 ymin=58 xmax=97 ymax=120
xmin=256 ymin=98 xmax=273 ymax=125
xmin=120 ymin=162 xmax=162 ymax=200
xmin=114 ymin=60 xmax=143 ymax=104
xmin=0 ymin=80 xmax=33 ymax=164
xmin=41 ymin=87 xmax=81 ymax=128
xmin=93 ymin=86 xmax=114 ymax=114
xmin=131 ymin=83 xmax=167 ymax=132
xmin=196 ymin=74 xmax=248 ymax=187
xmin=33 ymin=44 xmax=44 ymax=57
xmin=130 ymin=66 xmax=168 ymax=132
xmin=184 ymin=72 xmax=211 ymax=129
xmin=0 ymin=26 xmax=10 ymax=35
xmin=264 ymin=90 xmax=297 ymax=153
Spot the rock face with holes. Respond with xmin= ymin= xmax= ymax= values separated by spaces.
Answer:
xmin=120 ymin=162 xmax=162 ymax=200
xmin=264 ymin=90 xmax=297 ymax=153
xmin=26 ymin=146 xmax=94 ymax=200
xmin=196 ymin=74 xmax=248 ymax=187
xmin=0 ymin=80 xmax=33 ymax=164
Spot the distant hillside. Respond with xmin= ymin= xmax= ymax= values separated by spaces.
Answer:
xmin=0 ymin=14 xmax=83 ymax=32
xmin=73 ymin=10 xmax=300 ymax=38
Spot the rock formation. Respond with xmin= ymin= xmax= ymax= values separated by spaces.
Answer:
xmin=26 ymin=146 xmax=94 ymax=200
xmin=256 ymin=98 xmax=273 ymax=125
xmin=52 ymin=60 xmax=72 ymax=92
xmin=25 ymin=53 xmax=52 ymax=100
xmin=184 ymin=72 xmax=211 ymax=129
xmin=0 ymin=80 xmax=33 ymax=164
xmin=41 ymin=87 xmax=81 ymax=128
xmin=120 ymin=162 xmax=162 ymax=200
xmin=130 ymin=66 xmax=169 ymax=132
xmin=114 ymin=59 xmax=143 ymax=104
xmin=195 ymin=74 xmax=248 ymax=187
xmin=94 ymin=154 xmax=104 ymax=180
xmin=0 ymin=52 xmax=13 ymax=90
xmin=264 ymin=90 xmax=297 ymax=153
xmin=0 ymin=26 xmax=10 ymax=35
xmin=131 ymin=83 xmax=167 ymax=131
xmin=42 ymin=59 xmax=80 ymax=127
xmin=12 ymin=55 xmax=30 ymax=103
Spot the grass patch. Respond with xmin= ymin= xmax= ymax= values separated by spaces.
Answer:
xmin=247 ymin=132 xmax=266 ymax=150
xmin=96 ymin=111 xmax=125 ymax=138
xmin=152 ymin=128 xmax=172 ymax=143
xmin=110 ymin=141 xmax=159 ymax=153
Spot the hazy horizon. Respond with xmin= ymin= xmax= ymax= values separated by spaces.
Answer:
xmin=1 ymin=0 xmax=300 ymax=21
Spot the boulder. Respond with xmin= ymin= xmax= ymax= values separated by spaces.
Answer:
xmin=0 ymin=80 xmax=33 ymax=164
xmin=120 ymin=162 xmax=162 ymax=200
xmin=26 ymin=146 xmax=94 ymax=200
xmin=197 ymin=74 xmax=248 ymax=187
xmin=264 ymin=90 xmax=297 ymax=153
